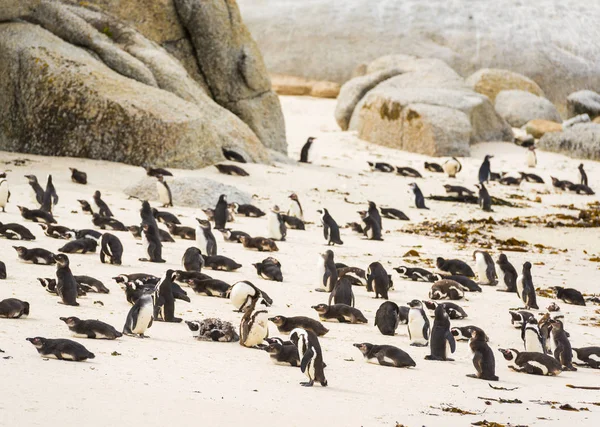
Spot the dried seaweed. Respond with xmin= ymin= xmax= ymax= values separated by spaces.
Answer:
xmin=403 ymin=249 xmax=420 ymax=257
xmin=488 ymin=384 xmax=519 ymax=391
xmin=478 ymin=397 xmax=522 ymax=404
xmin=566 ymin=384 xmax=600 ymax=390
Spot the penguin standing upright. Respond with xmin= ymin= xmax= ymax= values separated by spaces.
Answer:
xmin=361 ymin=212 xmax=383 ymax=241
xmin=182 ymin=247 xmax=203 ymax=272
xmin=317 ymin=250 xmax=338 ymax=292
xmin=195 ymin=219 xmax=217 ymax=256
xmin=443 ymin=157 xmax=462 ymax=178
xmin=213 ymin=194 xmax=228 ymax=230
xmin=517 ymin=262 xmax=538 ymax=309
xmin=467 ymin=329 xmax=498 ymax=381
xmin=476 ymin=183 xmax=492 ymax=212
xmin=25 ymin=175 xmax=44 ymax=205
xmin=54 ymin=254 xmax=79 ymax=306
xmin=0 ymin=177 xmax=9 ymax=212
xmin=156 ymin=175 xmax=172 ymax=208
xmin=521 ymin=317 xmax=544 ymax=353
xmin=367 ymin=201 xmax=383 ymax=230
xmin=154 ymin=269 xmax=182 ymax=323
xmin=239 ymin=297 xmax=269 ymax=348
xmin=425 ymin=304 xmax=456 ymax=361
xmin=526 ymin=146 xmax=537 ymax=168
xmin=299 ymin=137 xmax=315 ymax=163
xmin=267 ymin=206 xmax=286 ymax=241
xmin=407 ymin=299 xmax=430 ymax=347
xmin=473 ymin=250 xmax=496 ymax=285
xmin=92 ymin=191 xmax=113 ymax=217
xmin=289 ymin=328 xmax=327 ymax=387
xmin=140 ymin=223 xmax=165 ymax=263
xmin=40 ymin=175 xmax=58 ymax=213
xmin=409 ymin=183 xmax=428 ymax=209
xmin=478 ymin=155 xmax=493 ymax=183
xmin=366 ymin=262 xmax=390 ymax=299
xmin=549 ymin=320 xmax=576 ymax=371
xmin=579 ymin=164 xmax=588 ymax=186
xmin=496 ymin=254 xmax=517 ymax=292
xmin=318 ymin=208 xmax=343 ymax=245
xmin=123 ymin=287 xmax=156 ymax=338
xmin=287 ymin=193 xmax=304 ymax=220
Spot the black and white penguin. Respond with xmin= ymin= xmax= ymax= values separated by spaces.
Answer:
xmin=58 ymin=238 xmax=98 ymax=254
xmin=549 ymin=320 xmax=576 ymax=371
xmin=407 ymin=299 xmax=430 ymax=347
xmin=519 ymin=172 xmax=544 ymax=184
xmin=195 ymin=219 xmax=217 ymax=256
xmin=521 ymin=317 xmax=544 ymax=353
xmin=222 ymin=147 xmax=246 ymax=163
xmin=424 ymin=161 xmax=444 ymax=173
xmin=230 ymin=202 xmax=265 ymax=217
xmin=146 ymin=166 xmax=173 ymax=177
xmin=69 ymin=168 xmax=87 ymax=185
xmin=239 ymin=297 xmax=269 ymax=348
xmin=508 ymin=310 xmax=535 ymax=328
xmin=182 ymin=247 xmax=203 ymax=272
xmin=287 ymin=193 xmax=304 ymax=220
xmin=263 ymin=338 xmax=300 ymax=366
xmin=451 ymin=325 xmax=487 ymax=341
xmin=253 ymin=257 xmax=283 ymax=282
xmin=75 ymin=276 xmax=109 ymax=294
xmin=380 ymin=208 xmax=409 ymax=221
xmin=366 ymin=262 xmax=390 ymax=299
xmin=478 ymin=155 xmax=493 ymax=183
xmin=92 ymin=191 xmax=113 ymax=217
xmin=443 ymin=157 xmax=462 ymax=178
xmin=13 ymin=246 xmax=56 ymax=265
xmin=425 ymin=304 xmax=456 ymax=361
xmin=367 ymin=162 xmax=395 ymax=173
xmin=154 ymin=270 xmax=181 ymax=323
xmin=219 ymin=229 xmax=251 ymax=243
xmin=54 ymin=254 xmax=79 ymax=306
xmin=367 ymin=201 xmax=383 ymax=229
xmin=317 ymin=249 xmax=338 ymax=292
xmin=269 ymin=315 xmax=329 ymax=337
xmin=299 ymin=137 xmax=315 ymax=163
xmin=166 ymin=223 xmax=195 ymax=240
xmin=473 ymin=250 xmax=496 ymax=285
xmin=409 ymin=182 xmax=428 ymax=209
xmin=467 ymin=329 xmax=498 ymax=381
xmin=394 ymin=266 xmax=435 ymax=282
xmin=156 ymin=175 xmax=173 ymax=208
xmin=579 ymin=163 xmax=588 ymax=186
xmin=139 ymin=222 xmax=165 ymax=263
xmin=526 ymin=146 xmax=537 ymax=168
xmin=78 ymin=199 xmax=94 ymax=215
xmin=289 ymin=328 xmax=328 ymax=387
xmin=152 ymin=208 xmax=180 ymax=225
xmin=214 ymin=164 xmax=250 ymax=176
xmin=496 ymin=254 xmax=517 ymax=292
xmin=39 ymin=224 xmax=75 ymax=240
xmin=60 ymin=317 xmax=122 ymax=339
xmin=311 ymin=303 xmax=368 ymax=324
xmin=202 ymin=254 xmax=242 ymax=271
xmin=517 ymin=262 xmax=538 ymax=309
xmin=99 ymin=233 xmax=123 ymax=265
xmin=444 ymin=185 xmax=475 ymax=198
xmin=499 ymin=173 xmax=523 ymax=186
xmin=436 ymin=257 xmax=475 ymax=277
xmin=374 ymin=301 xmax=401 ymax=336
xmin=423 ymin=300 xmax=468 ymax=319
xmin=26 ymin=337 xmax=94 ymax=361
xmin=328 ymin=276 xmax=354 ymax=306
xmin=498 ymin=348 xmax=562 ymax=376
xmin=24 ymin=175 xmax=44 ymax=205
xmin=475 ymin=183 xmax=492 ymax=212
xmin=267 ymin=205 xmax=286 ymax=241
xmin=361 ymin=212 xmax=383 ymax=241
xmin=552 ymin=286 xmax=586 ymax=306
xmin=0 ymin=176 xmax=9 ymax=212
xmin=396 ymin=166 xmax=423 ymax=178
xmin=0 ymin=222 xmax=36 ymax=240
xmin=429 ymin=279 xmax=465 ymax=300
xmin=431 ymin=274 xmax=481 ymax=292
xmin=353 ymin=343 xmax=416 ymax=368
xmin=281 ymin=214 xmax=305 ymax=230
xmin=228 ymin=280 xmax=273 ymax=312
xmin=40 ymin=175 xmax=58 ymax=213
xmin=213 ymin=194 xmax=228 ymax=230
xmin=92 ymin=214 xmax=126 ymax=231
xmin=318 ymin=208 xmax=343 ymax=245
xmin=123 ymin=287 xmax=156 ymax=338
xmin=572 ymin=347 xmax=600 ymax=369
xmin=188 ymin=278 xmax=230 ymax=297
xmin=18 ymin=206 xmax=56 ymax=224
xmin=0 ymin=298 xmax=29 ymax=318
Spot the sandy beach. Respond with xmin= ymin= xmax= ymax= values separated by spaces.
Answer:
xmin=0 ymin=96 xmax=598 ymax=427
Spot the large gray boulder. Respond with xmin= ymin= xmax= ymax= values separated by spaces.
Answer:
xmin=566 ymin=90 xmax=600 ymax=119
xmin=466 ymin=68 xmax=545 ymax=104
xmin=237 ymin=0 xmax=600 ymax=110
xmin=494 ymin=90 xmax=561 ymax=128
xmin=538 ymin=123 xmax=600 ymax=160
xmin=0 ymin=0 xmax=40 ymax=21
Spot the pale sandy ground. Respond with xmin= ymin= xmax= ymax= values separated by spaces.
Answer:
xmin=0 ymin=96 xmax=599 ymax=427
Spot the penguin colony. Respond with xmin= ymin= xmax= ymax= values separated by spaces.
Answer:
xmin=0 ymin=139 xmax=598 ymax=415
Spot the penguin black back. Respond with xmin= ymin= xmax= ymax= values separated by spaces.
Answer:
xmin=299 ymin=137 xmax=315 ymax=163
xmin=409 ymin=183 xmax=428 ymax=209
xmin=478 ymin=155 xmax=493 ymax=183
xmin=54 ymin=254 xmax=79 ymax=306
xmin=222 ymin=147 xmax=246 ymax=163
xmin=425 ymin=304 xmax=456 ymax=361
xmin=366 ymin=262 xmax=390 ymax=300
xmin=475 ymin=183 xmax=492 ymax=212
xmin=579 ymin=164 xmax=588 ymax=186
xmin=213 ymin=194 xmax=228 ymax=230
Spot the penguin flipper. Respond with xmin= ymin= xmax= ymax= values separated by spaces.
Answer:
xmin=472 ymin=350 xmax=483 ymax=375
xmin=323 ymin=223 xmax=329 ymax=240
xmin=300 ymin=346 xmax=315 ymax=373
xmin=446 ymin=331 xmax=456 ymax=353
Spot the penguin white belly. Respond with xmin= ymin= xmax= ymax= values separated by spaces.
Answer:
xmin=72 ymin=333 xmax=89 ymax=339
xmin=316 ymin=257 xmax=326 ymax=288
xmin=306 ymin=358 xmax=316 ymax=380
xmin=516 ymin=275 xmax=524 ymax=298
xmin=444 ymin=162 xmax=458 ymax=177
xmin=366 ymin=227 xmax=374 ymax=239
xmin=229 ymin=283 xmax=254 ymax=310
xmin=61 ymin=353 xmax=75 ymax=360
xmin=0 ymin=182 xmax=8 ymax=207
xmin=549 ymin=337 xmax=557 ymax=355
xmin=528 ymin=361 xmax=548 ymax=375
xmin=36 ymin=257 xmax=47 ymax=264
xmin=526 ymin=151 xmax=536 ymax=168
xmin=94 ymin=333 xmax=111 ymax=340
xmin=132 ymin=305 xmax=153 ymax=334
xmin=43 ymin=353 xmax=59 ymax=359
xmin=382 ymin=356 xmax=397 ymax=366
xmin=267 ymin=213 xmax=281 ymax=239
xmin=408 ymin=311 xmax=427 ymax=343
xmin=497 ymin=267 xmax=507 ymax=291
xmin=195 ymin=227 xmax=207 ymax=253
xmin=589 ymin=354 xmax=600 ymax=362
xmin=156 ymin=182 xmax=169 ymax=205
xmin=288 ymin=202 xmax=302 ymax=219
xmin=475 ymin=254 xmax=489 ymax=284
xmin=245 ymin=313 xmax=268 ymax=347
xmin=525 ymin=330 xmax=543 ymax=352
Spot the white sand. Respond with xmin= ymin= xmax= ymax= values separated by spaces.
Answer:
xmin=1 ymin=96 xmax=599 ymax=427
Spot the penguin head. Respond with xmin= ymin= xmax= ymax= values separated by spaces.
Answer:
xmin=353 ymin=343 xmax=373 ymax=355
xmin=289 ymin=193 xmax=298 ymax=201
xmin=311 ymin=304 xmax=329 ymax=313
xmin=322 ymin=249 xmax=334 ymax=261
xmin=24 ymin=175 xmax=37 ymax=184
xmin=12 ymin=246 xmax=26 ymax=255
xmin=94 ymin=190 xmax=101 ymax=198
xmin=435 ymin=257 xmax=445 ymax=268
xmin=434 ymin=304 xmax=448 ymax=320
xmin=394 ymin=266 xmax=407 ymax=275
xmin=498 ymin=348 xmax=518 ymax=360
xmin=271 ymin=205 xmax=280 ymax=213
xmin=26 ymin=337 xmax=45 ymax=347
xmin=289 ymin=328 xmax=308 ymax=346
xmin=59 ymin=316 xmax=79 ymax=327
xmin=218 ymin=194 xmax=227 ymax=203
xmin=523 ymin=261 xmax=532 ymax=271
xmin=497 ymin=253 xmax=508 ymax=264
xmin=484 ymin=155 xmax=494 ymax=161
xmin=185 ymin=320 xmax=200 ymax=333
xmin=196 ymin=218 xmax=210 ymax=228
xmin=54 ymin=254 xmax=70 ymax=267
xmin=268 ymin=316 xmax=285 ymax=326
xmin=17 ymin=205 xmax=27 ymax=213
xmin=408 ymin=299 xmax=423 ymax=309
xmin=306 ymin=137 xmax=315 ymax=143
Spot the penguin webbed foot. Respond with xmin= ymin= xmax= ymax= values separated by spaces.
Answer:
xmin=300 ymin=380 xmax=314 ymax=387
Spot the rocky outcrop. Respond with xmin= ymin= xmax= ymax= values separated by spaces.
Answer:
xmin=237 ymin=0 xmax=600 ymax=110
xmin=494 ymin=90 xmax=561 ymax=128
xmin=271 ymin=74 xmax=340 ymax=98
xmin=566 ymin=90 xmax=600 ymax=119
xmin=466 ymin=68 xmax=545 ymax=104
xmin=525 ymin=120 xmax=563 ymax=139
xmin=538 ymin=123 xmax=600 ymax=160
xmin=1 ymin=0 xmax=40 ymax=21
xmin=0 ymin=22 xmax=269 ymax=168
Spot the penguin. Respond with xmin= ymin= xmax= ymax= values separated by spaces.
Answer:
xmin=424 ymin=161 xmax=444 ymax=173
xmin=328 ymin=276 xmax=354 ymax=307
xmin=182 ymin=247 xmax=203 ymax=272
xmin=299 ymin=137 xmax=315 ymax=163
xmin=0 ymin=298 xmax=29 ymax=318
xmin=0 ymin=260 xmax=5 ymax=280
xmin=195 ymin=219 xmax=217 ymax=256
xmin=100 ymin=233 xmax=123 ymax=265
xmin=361 ymin=212 xmax=383 ymax=241
xmin=517 ymin=262 xmax=538 ymax=309
xmin=74 ymin=276 xmax=110 ymax=294
xmin=396 ymin=166 xmax=423 ymax=178
xmin=123 ymin=287 xmax=156 ymax=338
xmin=443 ymin=157 xmax=462 ymax=178
xmin=214 ymin=164 xmax=249 ymax=176
xmin=166 ymin=223 xmax=195 ymax=240
xmin=239 ymin=297 xmax=269 ymax=348
xmin=317 ymin=249 xmax=338 ymax=292
xmin=128 ymin=225 xmax=174 ymax=243
xmin=39 ymin=224 xmax=75 ymax=239
xmin=509 ymin=310 xmax=535 ymax=328
xmin=499 ymin=174 xmax=523 ymax=186
xmin=92 ymin=191 xmax=113 ymax=217
xmin=280 ymin=214 xmax=305 ymax=230
xmin=431 ymin=274 xmax=481 ymax=292
xmin=367 ymin=162 xmax=395 ymax=173
xmin=240 ymin=236 xmax=279 ymax=252
xmin=60 ymin=317 xmax=122 ymax=339
xmin=267 ymin=205 xmax=286 ymax=241
xmin=475 ymin=184 xmax=492 ymax=212
xmin=146 ymin=166 xmax=173 ymax=177
xmin=186 ymin=318 xmax=239 ymax=342
xmin=408 ymin=183 xmax=428 ymax=209
xmin=155 ymin=175 xmax=173 ymax=208
xmin=202 ymin=254 xmax=242 ymax=271
xmin=467 ymin=329 xmax=498 ymax=381
xmin=436 ymin=257 xmax=475 ymax=277
xmin=318 ymin=208 xmax=343 ymax=245
xmin=519 ymin=172 xmax=544 ymax=184
xmin=219 ymin=229 xmax=251 ymax=243
xmin=24 ymin=175 xmax=44 ymax=204
xmin=26 ymin=337 xmax=94 ymax=361
xmin=526 ymin=146 xmax=537 ymax=168
xmin=69 ymin=168 xmax=87 ymax=184
xmin=407 ymin=299 xmax=430 ymax=347
xmin=289 ymin=328 xmax=327 ymax=387
xmin=222 ymin=147 xmax=246 ymax=163
xmin=312 ymin=303 xmax=367 ymax=324
xmin=287 ymin=193 xmax=304 ymax=220
xmin=152 ymin=208 xmax=180 ymax=225
xmin=139 ymin=222 xmax=165 ymax=263
xmin=212 ymin=194 xmax=228 ymax=230
xmin=498 ymin=348 xmax=562 ymax=376
xmin=263 ymin=339 xmax=300 ymax=366
xmin=572 ymin=347 xmax=600 ymax=369
xmin=374 ymin=301 xmax=401 ymax=336
xmin=569 ymin=183 xmax=595 ymax=195
xmin=366 ymin=262 xmax=390 ymax=299
xmin=423 ymin=301 xmax=468 ymax=319
xmin=40 ymin=175 xmax=58 ymax=213
xmin=473 ymin=250 xmax=496 ymax=285
xmin=366 ymin=201 xmax=383 ymax=229
xmin=0 ymin=177 xmax=9 ymax=212
xmin=551 ymin=176 xmax=575 ymax=191
xmin=380 ymin=208 xmax=409 ymax=221
xmin=353 ymin=343 xmax=416 ymax=368
xmin=549 ymin=319 xmax=576 ymax=371
xmin=58 ymin=238 xmax=98 ymax=254
xmin=425 ymin=304 xmax=456 ymax=361
xmin=579 ymin=163 xmax=588 ymax=186
xmin=54 ymin=254 xmax=79 ymax=306
xmin=478 ymin=155 xmax=493 ymax=183
xmin=228 ymin=280 xmax=273 ymax=312
xmin=521 ymin=317 xmax=544 ymax=353
xmin=188 ymin=279 xmax=230 ymax=297
xmin=451 ymin=325 xmax=487 ymax=341
xmin=18 ymin=206 xmax=56 ymax=224
xmin=444 ymin=185 xmax=475 ymax=198
xmin=269 ymin=315 xmax=329 ymax=336
xmin=429 ymin=279 xmax=465 ymax=300
xmin=253 ymin=257 xmax=283 ymax=282
xmin=552 ymin=286 xmax=586 ymax=306
xmin=337 ymin=266 xmax=367 ymax=287
xmin=230 ymin=203 xmax=266 ymax=217
xmin=92 ymin=214 xmax=126 ymax=231
xmin=394 ymin=266 xmax=435 ymax=282
xmin=0 ymin=222 xmax=36 ymax=240
xmin=78 ymin=199 xmax=94 ymax=215
xmin=13 ymin=246 xmax=56 ymax=265
xmin=496 ymin=254 xmax=517 ymax=292
xmin=154 ymin=270 xmax=181 ymax=323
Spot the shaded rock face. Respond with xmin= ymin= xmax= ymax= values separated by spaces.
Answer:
xmin=525 ymin=120 xmax=563 ymax=139
xmin=494 ymin=90 xmax=562 ymax=128
xmin=538 ymin=123 xmax=600 ymax=160
xmin=124 ymin=177 xmax=252 ymax=209
xmin=466 ymin=68 xmax=545 ymax=104
xmin=567 ymin=90 xmax=600 ymax=119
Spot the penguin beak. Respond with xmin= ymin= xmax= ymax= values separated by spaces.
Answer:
xmin=352 ymin=343 xmax=362 ymax=348
xmin=59 ymin=317 xmax=67 ymax=322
